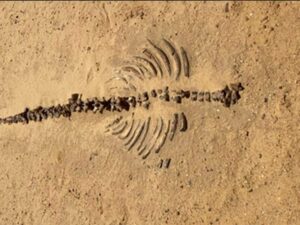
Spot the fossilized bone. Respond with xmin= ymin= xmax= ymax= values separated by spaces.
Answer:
xmin=0 ymin=38 xmax=244 ymax=167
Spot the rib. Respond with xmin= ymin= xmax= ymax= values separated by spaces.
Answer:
xmin=119 ymin=119 xmax=135 ymax=139
xmin=134 ymin=56 xmax=157 ymax=77
xmin=128 ymin=83 xmax=137 ymax=91
xmin=111 ymin=119 xmax=126 ymax=131
xmin=105 ymin=116 xmax=123 ymax=129
xmin=141 ymin=150 xmax=151 ymax=160
xmin=134 ymin=63 xmax=153 ymax=79
xmin=116 ymin=71 xmax=135 ymax=81
xmin=179 ymin=112 xmax=188 ymax=132
xmin=111 ymin=121 xmax=128 ymax=135
xmin=121 ymin=66 xmax=144 ymax=81
xmin=137 ymin=117 xmax=155 ymax=154
xmin=154 ymin=119 xmax=170 ymax=153
xmin=141 ymin=117 xmax=164 ymax=159
xmin=180 ymin=47 xmax=190 ymax=77
xmin=147 ymin=39 xmax=171 ymax=77
xmin=138 ymin=144 xmax=147 ymax=156
xmin=162 ymin=39 xmax=181 ymax=80
xmin=169 ymin=113 xmax=178 ymax=141
xmin=105 ymin=75 xmax=129 ymax=85
xmin=142 ymin=48 xmax=163 ymax=77
xmin=124 ymin=120 xmax=141 ymax=146
xmin=148 ymin=117 xmax=164 ymax=151
xmin=127 ymin=119 xmax=147 ymax=151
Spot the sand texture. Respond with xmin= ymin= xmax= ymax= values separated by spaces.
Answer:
xmin=0 ymin=2 xmax=299 ymax=225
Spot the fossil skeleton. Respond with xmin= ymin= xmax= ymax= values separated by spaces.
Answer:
xmin=0 ymin=39 xmax=244 ymax=167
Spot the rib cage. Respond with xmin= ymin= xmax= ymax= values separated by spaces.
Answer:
xmin=105 ymin=39 xmax=193 ymax=160
xmin=0 ymin=38 xmax=244 ymax=166
xmin=105 ymin=39 xmax=243 ymax=161
xmin=108 ymin=39 xmax=190 ymax=89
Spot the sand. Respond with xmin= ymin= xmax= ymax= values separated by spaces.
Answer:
xmin=0 ymin=2 xmax=299 ymax=225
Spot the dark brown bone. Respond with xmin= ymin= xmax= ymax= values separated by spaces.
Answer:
xmin=0 ymin=83 xmax=243 ymax=126
xmin=179 ymin=112 xmax=188 ymax=132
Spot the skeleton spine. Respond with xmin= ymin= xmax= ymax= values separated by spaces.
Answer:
xmin=0 ymin=83 xmax=243 ymax=125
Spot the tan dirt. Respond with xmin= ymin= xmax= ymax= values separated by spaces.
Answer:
xmin=0 ymin=2 xmax=299 ymax=225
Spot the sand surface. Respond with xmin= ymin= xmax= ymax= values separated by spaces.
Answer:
xmin=0 ymin=2 xmax=299 ymax=225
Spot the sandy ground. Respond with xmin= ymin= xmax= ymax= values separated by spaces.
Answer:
xmin=0 ymin=2 xmax=299 ymax=225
